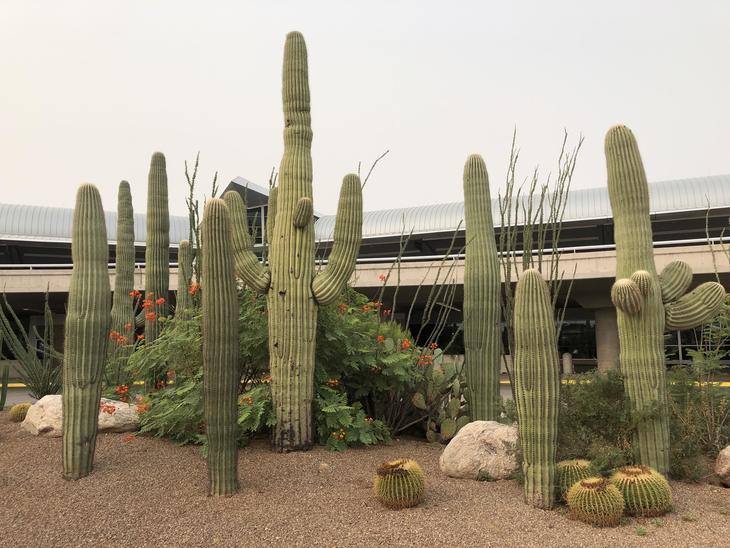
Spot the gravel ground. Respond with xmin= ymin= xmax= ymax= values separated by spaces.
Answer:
xmin=1 ymin=412 xmax=728 ymax=547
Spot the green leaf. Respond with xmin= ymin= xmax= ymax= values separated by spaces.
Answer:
xmin=412 ymin=392 xmax=428 ymax=410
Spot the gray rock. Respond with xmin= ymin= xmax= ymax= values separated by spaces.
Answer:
xmin=21 ymin=394 xmax=139 ymax=437
xmin=439 ymin=420 xmax=519 ymax=480
xmin=715 ymin=445 xmax=730 ymax=487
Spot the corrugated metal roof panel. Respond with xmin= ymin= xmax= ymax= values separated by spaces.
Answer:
xmin=315 ymin=174 xmax=730 ymax=241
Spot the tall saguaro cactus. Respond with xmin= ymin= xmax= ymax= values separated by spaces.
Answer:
xmin=513 ymin=269 xmax=559 ymax=509
xmin=201 ymin=199 xmax=239 ymax=495
xmin=605 ymin=125 xmax=725 ymax=474
xmin=175 ymin=240 xmax=193 ymax=317
xmin=462 ymin=154 xmax=501 ymax=420
xmin=228 ymin=31 xmax=363 ymax=451
xmin=110 ymin=181 xmax=135 ymax=348
xmin=63 ymin=184 xmax=111 ymax=479
xmin=144 ymin=152 xmax=170 ymax=343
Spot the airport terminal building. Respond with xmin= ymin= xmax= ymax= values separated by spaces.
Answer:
xmin=1 ymin=174 xmax=729 ymax=376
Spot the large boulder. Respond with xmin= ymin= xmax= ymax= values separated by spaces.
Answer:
xmin=439 ymin=420 xmax=519 ymax=480
xmin=21 ymin=395 xmax=139 ymax=437
xmin=716 ymin=446 xmax=730 ymax=487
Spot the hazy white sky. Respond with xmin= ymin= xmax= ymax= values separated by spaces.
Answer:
xmin=2 ymin=1 xmax=728 ymax=217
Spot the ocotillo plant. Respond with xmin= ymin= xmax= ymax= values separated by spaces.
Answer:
xmin=175 ymin=239 xmax=193 ymax=317
xmin=228 ymin=31 xmax=363 ymax=451
xmin=201 ymin=198 xmax=239 ymax=496
xmin=513 ymin=269 xmax=559 ymax=508
xmin=462 ymin=154 xmax=501 ymax=420
xmin=63 ymin=184 xmax=111 ymax=479
xmin=144 ymin=152 xmax=170 ymax=344
xmin=110 ymin=181 xmax=135 ymax=352
xmin=605 ymin=125 xmax=725 ymax=474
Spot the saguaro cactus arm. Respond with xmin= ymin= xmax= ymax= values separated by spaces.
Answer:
xmin=664 ymin=281 xmax=725 ymax=331
xmin=659 ymin=260 xmax=693 ymax=303
xmin=610 ymin=278 xmax=644 ymax=315
xmin=175 ymin=239 xmax=193 ymax=316
xmin=311 ymin=174 xmax=363 ymax=305
xmin=222 ymin=190 xmax=271 ymax=293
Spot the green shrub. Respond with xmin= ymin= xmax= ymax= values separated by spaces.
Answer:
xmin=557 ymin=371 xmax=635 ymax=474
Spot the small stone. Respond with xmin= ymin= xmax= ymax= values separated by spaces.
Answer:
xmin=439 ymin=420 xmax=519 ymax=480
xmin=21 ymin=394 xmax=139 ymax=437
xmin=318 ymin=462 xmax=331 ymax=473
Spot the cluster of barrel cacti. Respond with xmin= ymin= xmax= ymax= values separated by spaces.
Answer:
xmin=411 ymin=355 xmax=470 ymax=443
xmin=561 ymin=460 xmax=672 ymax=526
xmin=605 ymin=125 xmax=725 ymax=474
xmin=226 ymin=31 xmax=363 ymax=451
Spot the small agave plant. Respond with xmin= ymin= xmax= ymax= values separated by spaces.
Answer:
xmin=411 ymin=348 xmax=470 ymax=443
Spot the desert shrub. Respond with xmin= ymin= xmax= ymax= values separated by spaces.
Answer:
xmin=557 ymin=371 xmax=635 ymax=474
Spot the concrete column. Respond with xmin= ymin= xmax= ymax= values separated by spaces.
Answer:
xmin=562 ymin=353 xmax=574 ymax=375
xmin=595 ymin=307 xmax=620 ymax=372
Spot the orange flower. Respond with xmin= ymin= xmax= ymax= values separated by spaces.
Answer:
xmin=147 ymin=292 xmax=155 ymax=297
xmin=142 ymin=299 xmax=154 ymax=309
xmin=382 ymin=308 xmax=392 ymax=317
xmin=261 ymin=374 xmax=272 ymax=384
xmin=136 ymin=403 xmax=150 ymax=414
xmin=122 ymin=434 xmax=135 ymax=443
xmin=401 ymin=339 xmax=412 ymax=351
xmin=378 ymin=274 xmax=387 ymax=282
xmin=429 ymin=342 xmax=439 ymax=350
xmin=129 ymin=289 xmax=141 ymax=298
xmin=376 ymin=335 xmax=385 ymax=344
xmin=155 ymin=297 xmax=166 ymax=305
xmin=362 ymin=305 xmax=372 ymax=313
xmin=365 ymin=416 xmax=374 ymax=423
xmin=136 ymin=334 xmax=145 ymax=341
xmin=109 ymin=330 xmax=120 ymax=341
xmin=145 ymin=311 xmax=156 ymax=321
xmin=326 ymin=378 xmax=340 ymax=387
xmin=124 ymin=322 xmax=133 ymax=332
xmin=188 ymin=282 xmax=201 ymax=296
xmin=337 ymin=303 xmax=347 ymax=314
xmin=417 ymin=354 xmax=434 ymax=367
xmin=239 ymin=395 xmax=254 ymax=406
xmin=166 ymin=370 xmax=175 ymax=380
xmin=114 ymin=384 xmax=129 ymax=395
xmin=154 ymin=380 xmax=165 ymax=390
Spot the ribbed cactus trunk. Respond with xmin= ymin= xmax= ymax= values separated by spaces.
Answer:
xmin=63 ymin=184 xmax=111 ymax=479
xmin=229 ymin=32 xmax=363 ymax=451
xmin=144 ymin=152 xmax=170 ymax=343
xmin=201 ymin=199 xmax=239 ymax=495
xmin=175 ymin=240 xmax=193 ymax=317
xmin=605 ymin=126 xmax=724 ymax=474
xmin=462 ymin=154 xmax=501 ymax=420
xmin=110 ymin=181 xmax=135 ymax=352
xmin=513 ymin=269 xmax=559 ymax=508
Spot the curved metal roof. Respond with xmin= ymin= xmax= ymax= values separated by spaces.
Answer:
xmin=0 ymin=203 xmax=190 ymax=246
xmin=314 ymin=174 xmax=730 ymax=241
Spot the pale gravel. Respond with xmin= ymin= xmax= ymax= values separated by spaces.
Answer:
xmin=1 ymin=412 xmax=729 ymax=547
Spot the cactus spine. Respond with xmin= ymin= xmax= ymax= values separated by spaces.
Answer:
xmin=201 ymin=199 xmax=240 ymax=495
xmin=513 ymin=269 xmax=559 ymax=508
xmin=175 ymin=240 xmax=193 ymax=317
xmin=229 ymin=32 xmax=363 ymax=451
xmin=63 ymin=184 xmax=111 ymax=479
xmin=110 ymin=181 xmax=135 ymax=349
xmin=462 ymin=154 xmax=501 ymax=420
xmin=144 ymin=152 xmax=170 ymax=343
xmin=605 ymin=126 xmax=725 ymax=474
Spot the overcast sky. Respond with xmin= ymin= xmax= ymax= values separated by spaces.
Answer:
xmin=2 ymin=1 xmax=728 ymax=218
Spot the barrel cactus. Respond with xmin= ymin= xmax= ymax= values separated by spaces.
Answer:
xmin=513 ymin=269 xmax=560 ymax=508
xmin=605 ymin=125 xmax=725 ymax=473
xmin=9 ymin=402 xmax=31 ymax=422
xmin=557 ymin=459 xmax=593 ymax=501
xmin=110 ymin=181 xmax=135 ymax=351
xmin=175 ymin=239 xmax=193 ymax=317
xmin=201 ymin=199 xmax=240 ymax=495
xmin=462 ymin=154 xmax=501 ymax=421
xmin=63 ymin=184 xmax=111 ymax=479
xmin=566 ymin=477 xmax=625 ymax=527
xmin=227 ymin=32 xmax=363 ymax=451
xmin=373 ymin=459 xmax=425 ymax=509
xmin=609 ymin=465 xmax=672 ymax=517
xmin=144 ymin=152 xmax=170 ymax=344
